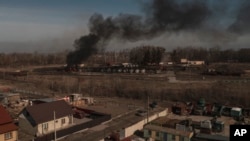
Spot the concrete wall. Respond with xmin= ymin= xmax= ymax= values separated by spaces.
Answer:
xmin=37 ymin=115 xmax=73 ymax=136
xmin=122 ymin=108 xmax=168 ymax=138
xmin=0 ymin=130 xmax=18 ymax=141
xmin=19 ymin=114 xmax=37 ymax=136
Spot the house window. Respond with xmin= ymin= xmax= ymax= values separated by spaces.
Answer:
xmin=4 ymin=132 xmax=13 ymax=140
xmin=148 ymin=130 xmax=152 ymax=135
xmin=43 ymin=123 xmax=48 ymax=130
xmin=61 ymin=118 xmax=65 ymax=124
xmin=156 ymin=131 xmax=159 ymax=137
xmin=172 ymin=135 xmax=175 ymax=140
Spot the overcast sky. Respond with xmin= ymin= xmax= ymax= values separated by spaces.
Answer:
xmin=0 ymin=0 xmax=249 ymax=53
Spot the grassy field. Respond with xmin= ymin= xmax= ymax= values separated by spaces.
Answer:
xmin=1 ymin=67 xmax=250 ymax=107
xmin=0 ymin=62 xmax=250 ymax=108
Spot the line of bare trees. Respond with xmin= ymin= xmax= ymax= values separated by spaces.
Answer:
xmin=0 ymin=46 xmax=249 ymax=68
xmin=0 ymin=51 xmax=68 ymax=67
xmin=171 ymin=47 xmax=250 ymax=63
xmin=129 ymin=46 xmax=166 ymax=65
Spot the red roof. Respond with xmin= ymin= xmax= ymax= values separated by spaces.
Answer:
xmin=0 ymin=105 xmax=18 ymax=134
xmin=121 ymin=137 xmax=132 ymax=141
xmin=0 ymin=105 xmax=12 ymax=125
xmin=0 ymin=123 xmax=18 ymax=134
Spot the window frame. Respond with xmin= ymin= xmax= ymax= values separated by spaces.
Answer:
xmin=61 ymin=118 xmax=66 ymax=125
xmin=42 ymin=123 xmax=48 ymax=130
xmin=4 ymin=132 xmax=13 ymax=140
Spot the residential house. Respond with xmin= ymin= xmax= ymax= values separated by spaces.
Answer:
xmin=0 ymin=104 xmax=18 ymax=141
xmin=19 ymin=100 xmax=74 ymax=137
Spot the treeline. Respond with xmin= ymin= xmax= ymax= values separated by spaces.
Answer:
xmin=1 ymin=46 xmax=249 ymax=68
xmin=129 ymin=46 xmax=165 ymax=65
xmin=0 ymin=51 xmax=68 ymax=67
xmin=171 ymin=47 xmax=250 ymax=63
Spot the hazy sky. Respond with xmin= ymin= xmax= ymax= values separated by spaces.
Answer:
xmin=0 ymin=0 xmax=249 ymax=53
xmin=0 ymin=0 xmax=141 ymax=42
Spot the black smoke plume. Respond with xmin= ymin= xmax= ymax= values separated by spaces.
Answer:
xmin=228 ymin=2 xmax=250 ymax=34
xmin=66 ymin=34 xmax=100 ymax=65
xmin=146 ymin=0 xmax=210 ymax=32
xmin=67 ymin=0 xmax=210 ymax=65
xmin=67 ymin=0 xmax=250 ymax=66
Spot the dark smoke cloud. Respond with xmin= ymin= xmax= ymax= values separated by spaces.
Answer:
xmin=67 ymin=0 xmax=211 ymax=65
xmin=89 ymin=13 xmax=146 ymax=41
xmin=67 ymin=0 xmax=250 ymax=65
xmin=146 ymin=0 xmax=210 ymax=31
xmin=88 ymin=0 xmax=210 ymax=39
xmin=66 ymin=34 xmax=99 ymax=65
xmin=228 ymin=2 xmax=250 ymax=34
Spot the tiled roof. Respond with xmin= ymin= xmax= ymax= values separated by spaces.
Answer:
xmin=0 ymin=104 xmax=18 ymax=134
xmin=26 ymin=100 xmax=73 ymax=125
xmin=0 ymin=123 xmax=18 ymax=134
xmin=0 ymin=105 xmax=12 ymax=125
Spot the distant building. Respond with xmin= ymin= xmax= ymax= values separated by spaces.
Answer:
xmin=19 ymin=100 xmax=74 ymax=137
xmin=188 ymin=61 xmax=205 ymax=65
xmin=66 ymin=94 xmax=86 ymax=106
xmin=0 ymin=104 xmax=18 ymax=141
xmin=82 ymin=97 xmax=94 ymax=105
xmin=180 ymin=59 xmax=205 ymax=66
xmin=144 ymin=124 xmax=193 ymax=141
xmin=181 ymin=59 xmax=188 ymax=64
xmin=143 ymin=117 xmax=193 ymax=141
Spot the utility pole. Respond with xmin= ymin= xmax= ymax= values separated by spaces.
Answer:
xmin=54 ymin=111 xmax=57 ymax=141
xmin=147 ymin=94 xmax=149 ymax=123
